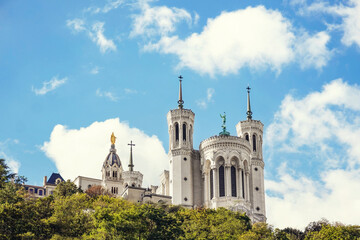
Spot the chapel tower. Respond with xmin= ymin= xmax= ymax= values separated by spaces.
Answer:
xmin=235 ymin=86 xmax=266 ymax=221
xmin=167 ymin=76 xmax=195 ymax=206
xmin=102 ymin=133 xmax=124 ymax=195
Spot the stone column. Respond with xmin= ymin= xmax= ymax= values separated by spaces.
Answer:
xmin=213 ymin=167 xmax=218 ymax=199
xmin=226 ymin=165 xmax=231 ymax=197
xmin=246 ymin=172 xmax=250 ymax=201
xmin=204 ymin=172 xmax=209 ymax=206
xmin=236 ymin=167 xmax=241 ymax=198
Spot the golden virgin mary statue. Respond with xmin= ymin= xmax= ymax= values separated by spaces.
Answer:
xmin=110 ymin=132 xmax=116 ymax=145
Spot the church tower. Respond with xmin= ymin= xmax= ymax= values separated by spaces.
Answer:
xmin=122 ymin=141 xmax=143 ymax=188
xmin=167 ymin=76 xmax=195 ymax=206
xmin=235 ymin=86 xmax=266 ymax=221
xmin=102 ymin=133 xmax=124 ymax=195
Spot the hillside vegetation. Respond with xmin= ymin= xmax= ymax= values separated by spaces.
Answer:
xmin=1 ymin=159 xmax=359 ymax=240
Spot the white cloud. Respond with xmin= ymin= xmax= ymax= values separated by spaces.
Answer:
xmin=295 ymin=31 xmax=332 ymax=69
xmin=130 ymin=1 xmax=193 ymax=38
xmin=41 ymin=118 xmax=168 ymax=186
xmin=0 ymin=151 xmax=20 ymax=174
xmin=265 ymin=79 xmax=360 ymax=229
xmin=266 ymin=168 xmax=360 ymax=229
xmin=207 ymin=88 xmax=215 ymax=101
xmin=66 ymin=19 xmax=116 ymax=53
xmin=306 ymin=0 xmax=360 ymax=48
xmin=144 ymin=6 xmax=331 ymax=76
xmin=96 ymin=88 xmax=119 ymax=102
xmin=90 ymin=66 xmax=100 ymax=75
xmin=66 ymin=18 xmax=86 ymax=32
xmin=124 ymin=88 xmax=138 ymax=94
xmin=90 ymin=22 xmax=117 ymax=53
xmin=32 ymin=76 xmax=67 ymax=95
xmin=85 ymin=0 xmax=125 ymax=14
xmin=196 ymin=88 xmax=215 ymax=109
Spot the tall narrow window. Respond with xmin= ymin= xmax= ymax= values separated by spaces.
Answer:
xmin=183 ymin=123 xmax=187 ymax=141
xmin=210 ymin=169 xmax=214 ymax=199
xmin=253 ymin=134 xmax=257 ymax=151
xmin=231 ymin=166 xmax=237 ymax=197
xmin=175 ymin=123 xmax=179 ymax=141
xmin=241 ymin=170 xmax=245 ymax=198
xmin=245 ymin=134 xmax=249 ymax=141
xmin=219 ymin=165 xmax=225 ymax=197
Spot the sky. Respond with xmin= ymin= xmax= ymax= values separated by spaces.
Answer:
xmin=1 ymin=0 xmax=360 ymax=229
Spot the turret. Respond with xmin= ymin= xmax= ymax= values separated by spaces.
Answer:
xmin=235 ymin=86 xmax=266 ymax=221
xmin=168 ymin=76 xmax=195 ymax=206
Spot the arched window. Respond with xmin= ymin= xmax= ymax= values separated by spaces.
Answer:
xmin=219 ymin=165 xmax=225 ymax=197
xmin=189 ymin=125 xmax=192 ymax=143
xmin=183 ymin=123 xmax=187 ymax=141
xmin=113 ymin=171 xmax=117 ymax=178
xmin=253 ymin=134 xmax=257 ymax=152
xmin=210 ymin=169 xmax=214 ymax=199
xmin=245 ymin=134 xmax=249 ymax=141
xmin=175 ymin=123 xmax=179 ymax=141
xmin=241 ymin=170 xmax=245 ymax=198
xmin=231 ymin=166 xmax=237 ymax=197
xmin=38 ymin=190 xmax=43 ymax=196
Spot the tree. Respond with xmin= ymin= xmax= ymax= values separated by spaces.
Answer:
xmin=305 ymin=223 xmax=360 ymax=240
xmin=53 ymin=180 xmax=82 ymax=198
xmin=0 ymin=159 xmax=26 ymax=189
xmin=85 ymin=185 xmax=112 ymax=198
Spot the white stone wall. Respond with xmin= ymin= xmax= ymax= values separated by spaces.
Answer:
xmin=167 ymin=108 xmax=195 ymax=206
xmin=73 ymin=176 xmax=102 ymax=191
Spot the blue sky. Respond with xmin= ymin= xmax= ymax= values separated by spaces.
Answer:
xmin=1 ymin=0 xmax=360 ymax=229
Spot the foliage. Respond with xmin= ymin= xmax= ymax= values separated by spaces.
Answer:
xmin=53 ymin=180 xmax=82 ymax=198
xmin=1 ymin=159 xmax=360 ymax=239
xmin=85 ymin=185 xmax=112 ymax=198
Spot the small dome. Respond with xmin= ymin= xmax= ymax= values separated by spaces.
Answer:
xmin=103 ymin=144 xmax=121 ymax=167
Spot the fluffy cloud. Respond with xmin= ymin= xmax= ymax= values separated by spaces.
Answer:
xmin=41 ymin=118 xmax=168 ymax=186
xmin=306 ymin=0 xmax=360 ymax=48
xmin=130 ymin=1 xmax=193 ymax=38
xmin=144 ymin=6 xmax=331 ymax=76
xmin=266 ymin=167 xmax=360 ymax=229
xmin=295 ymin=31 xmax=332 ymax=69
xmin=67 ymin=19 xmax=116 ymax=53
xmin=0 ymin=140 xmax=21 ymax=174
xmin=265 ymin=79 xmax=360 ymax=229
xmin=32 ymin=76 xmax=67 ymax=95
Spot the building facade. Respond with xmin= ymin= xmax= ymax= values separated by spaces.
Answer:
xmin=163 ymin=77 xmax=266 ymax=222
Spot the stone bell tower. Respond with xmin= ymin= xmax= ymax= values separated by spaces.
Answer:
xmin=235 ymin=86 xmax=266 ymax=221
xmin=167 ymin=76 xmax=195 ymax=207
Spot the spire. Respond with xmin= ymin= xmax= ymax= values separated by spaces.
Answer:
xmin=128 ymin=141 xmax=135 ymax=171
xmin=177 ymin=75 xmax=184 ymax=109
xmin=246 ymin=85 xmax=252 ymax=120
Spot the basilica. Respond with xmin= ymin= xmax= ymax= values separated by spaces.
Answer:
xmin=25 ymin=76 xmax=266 ymax=223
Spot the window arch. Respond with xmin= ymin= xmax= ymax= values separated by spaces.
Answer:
xmin=183 ymin=123 xmax=187 ymax=141
xmin=245 ymin=134 xmax=249 ymax=141
xmin=175 ymin=123 xmax=179 ymax=141
xmin=253 ymin=134 xmax=257 ymax=152
xmin=231 ymin=166 xmax=237 ymax=197
xmin=210 ymin=169 xmax=214 ymax=199
xmin=219 ymin=165 xmax=225 ymax=197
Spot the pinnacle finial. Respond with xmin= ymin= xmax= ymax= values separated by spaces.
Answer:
xmin=178 ymin=75 xmax=184 ymax=109
xmin=128 ymin=141 xmax=135 ymax=171
xmin=246 ymin=85 xmax=252 ymax=120
xmin=110 ymin=132 xmax=116 ymax=145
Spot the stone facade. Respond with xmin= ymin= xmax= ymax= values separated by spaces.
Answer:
xmin=165 ymin=80 xmax=266 ymax=223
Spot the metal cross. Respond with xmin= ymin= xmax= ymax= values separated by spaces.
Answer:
xmin=128 ymin=141 xmax=135 ymax=148
xmin=246 ymin=85 xmax=251 ymax=93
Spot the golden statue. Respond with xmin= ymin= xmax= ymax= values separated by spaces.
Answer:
xmin=110 ymin=132 xmax=116 ymax=145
